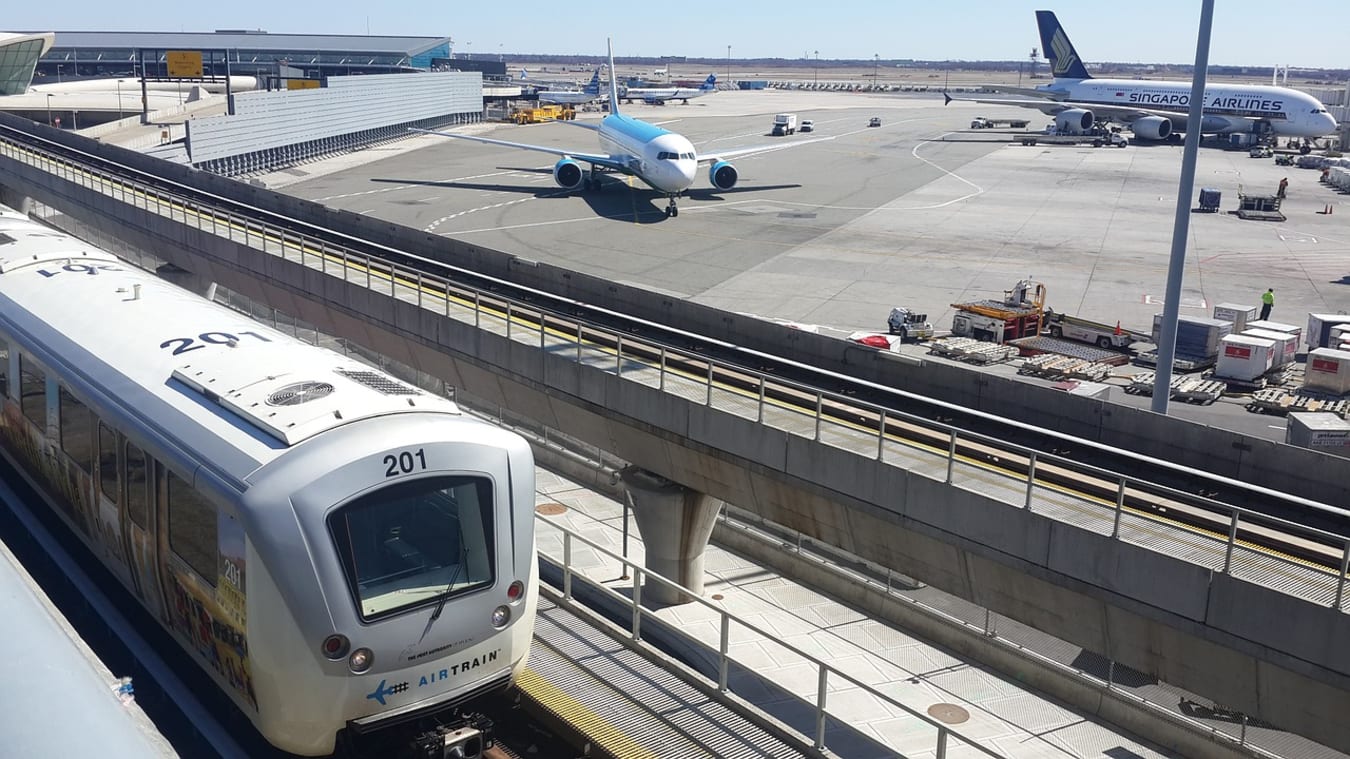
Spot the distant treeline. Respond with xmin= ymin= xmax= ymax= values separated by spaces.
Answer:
xmin=499 ymin=53 xmax=1349 ymax=81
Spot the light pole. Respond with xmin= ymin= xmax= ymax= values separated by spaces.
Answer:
xmin=814 ymin=50 xmax=819 ymax=86
xmin=45 ymin=94 xmax=52 ymax=127
xmin=726 ymin=45 xmax=731 ymax=83
xmin=116 ymin=79 xmax=124 ymax=120
xmin=873 ymin=53 xmax=879 ymax=83
xmin=56 ymin=64 xmax=63 ymax=83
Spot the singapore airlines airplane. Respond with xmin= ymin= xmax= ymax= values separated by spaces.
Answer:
xmin=623 ymin=74 xmax=719 ymax=105
xmin=413 ymin=41 xmax=829 ymax=218
xmin=949 ymin=10 xmax=1337 ymax=142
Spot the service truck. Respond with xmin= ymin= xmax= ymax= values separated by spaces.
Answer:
xmin=885 ymin=307 xmax=934 ymax=341
xmin=1043 ymin=310 xmax=1136 ymax=349
xmin=1018 ymin=130 xmax=1127 ymax=148
xmin=772 ymin=113 xmax=798 ymax=136
xmin=970 ymin=117 xmax=1030 ymax=129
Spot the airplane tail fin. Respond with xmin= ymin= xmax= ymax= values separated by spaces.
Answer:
xmin=607 ymin=39 xmax=621 ymax=114
xmin=1036 ymin=10 xmax=1091 ymax=80
xmin=584 ymin=68 xmax=601 ymax=94
xmin=519 ymin=68 xmax=528 ymax=81
xmin=703 ymin=74 xmax=717 ymax=90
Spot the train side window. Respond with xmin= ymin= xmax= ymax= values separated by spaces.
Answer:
xmin=18 ymin=354 xmax=44 ymax=427
xmin=98 ymin=423 xmax=117 ymax=503
xmin=125 ymin=443 xmax=149 ymax=528
xmin=168 ymin=471 xmax=217 ymax=586
xmin=0 ymin=336 xmax=8 ymax=398
xmin=59 ymin=388 xmax=94 ymax=472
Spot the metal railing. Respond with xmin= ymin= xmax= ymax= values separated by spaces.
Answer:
xmin=4 ymin=131 xmax=1350 ymax=613
xmin=537 ymin=513 xmax=1006 ymax=759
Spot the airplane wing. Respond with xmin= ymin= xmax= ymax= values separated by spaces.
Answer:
xmin=698 ymin=134 xmax=837 ymax=164
xmin=945 ymin=91 xmax=1190 ymax=126
xmin=408 ymin=127 xmax=631 ymax=173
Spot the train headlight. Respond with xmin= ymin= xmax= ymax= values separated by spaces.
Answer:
xmin=491 ymin=605 xmax=511 ymax=628
xmin=349 ymin=647 xmax=374 ymax=674
xmin=507 ymin=580 xmax=525 ymax=603
xmin=321 ymin=634 xmax=350 ymax=660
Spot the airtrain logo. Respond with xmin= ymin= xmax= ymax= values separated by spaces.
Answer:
xmin=365 ymin=679 xmax=409 ymax=706
xmin=1050 ymin=29 xmax=1077 ymax=77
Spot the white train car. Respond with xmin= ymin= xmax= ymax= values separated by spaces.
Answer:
xmin=0 ymin=206 xmax=537 ymax=756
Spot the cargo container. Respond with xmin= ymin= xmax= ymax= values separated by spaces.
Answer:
xmin=1243 ymin=328 xmax=1297 ymax=367
xmin=1246 ymin=319 xmax=1303 ymax=348
xmin=1305 ymin=347 xmax=1350 ymax=395
xmin=1306 ymin=313 xmax=1350 ymax=350
xmin=1331 ymin=323 xmax=1350 ymax=347
xmin=1213 ymin=302 xmax=1257 ymax=333
xmin=1286 ymin=412 xmax=1350 ymax=458
xmin=1215 ymin=335 xmax=1275 ymax=381
xmin=1153 ymin=314 xmax=1231 ymax=359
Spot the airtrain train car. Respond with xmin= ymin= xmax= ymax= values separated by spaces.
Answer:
xmin=0 ymin=205 xmax=538 ymax=756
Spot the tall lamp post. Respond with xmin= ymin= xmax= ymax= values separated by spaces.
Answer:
xmin=726 ymin=45 xmax=731 ymax=83
xmin=116 ymin=79 xmax=124 ymax=120
xmin=873 ymin=53 xmax=879 ymax=84
xmin=45 ymin=94 xmax=53 ymax=127
xmin=814 ymin=50 xmax=819 ymax=86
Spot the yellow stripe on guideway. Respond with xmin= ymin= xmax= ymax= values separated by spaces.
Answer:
xmin=515 ymin=667 xmax=658 ymax=759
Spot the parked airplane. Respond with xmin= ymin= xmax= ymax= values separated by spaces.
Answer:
xmin=624 ymin=74 xmax=719 ymax=105
xmin=534 ymin=69 xmax=606 ymax=105
xmin=947 ymin=10 xmax=1337 ymax=142
xmin=413 ymin=41 xmax=829 ymax=218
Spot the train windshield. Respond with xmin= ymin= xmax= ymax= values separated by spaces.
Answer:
xmin=329 ymin=476 xmax=495 ymax=622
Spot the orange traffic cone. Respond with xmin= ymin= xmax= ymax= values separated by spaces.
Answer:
xmin=1114 ymin=321 xmax=1123 ymax=336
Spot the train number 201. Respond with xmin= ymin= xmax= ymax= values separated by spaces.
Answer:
xmin=160 ymin=331 xmax=272 ymax=355
xmin=384 ymin=448 xmax=428 ymax=478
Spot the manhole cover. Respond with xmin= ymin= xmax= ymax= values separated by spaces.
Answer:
xmin=927 ymin=703 xmax=970 ymax=724
xmin=535 ymin=503 xmax=567 ymax=516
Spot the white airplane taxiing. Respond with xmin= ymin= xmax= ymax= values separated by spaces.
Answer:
xmin=949 ymin=10 xmax=1337 ymax=142
xmin=534 ymin=69 xmax=605 ymax=105
xmin=413 ymin=40 xmax=830 ymax=218
xmin=623 ymin=74 xmax=719 ymax=105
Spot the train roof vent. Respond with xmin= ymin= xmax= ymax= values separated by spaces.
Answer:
xmin=267 ymin=381 xmax=335 ymax=406
xmin=334 ymin=369 xmax=420 ymax=396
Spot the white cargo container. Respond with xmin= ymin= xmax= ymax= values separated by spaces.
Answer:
xmin=1306 ymin=313 xmax=1350 ymax=350
xmin=1286 ymin=412 xmax=1350 ymax=458
xmin=1246 ymin=319 xmax=1302 ymax=349
xmin=1306 ymin=347 xmax=1350 ymax=395
xmin=1243 ymin=328 xmax=1297 ymax=367
xmin=1213 ymin=302 xmax=1257 ymax=333
xmin=1216 ymin=334 xmax=1275 ymax=381
xmin=1332 ymin=323 xmax=1350 ymax=347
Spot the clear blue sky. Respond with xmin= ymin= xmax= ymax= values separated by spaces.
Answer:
xmin=10 ymin=1 xmax=1347 ymax=69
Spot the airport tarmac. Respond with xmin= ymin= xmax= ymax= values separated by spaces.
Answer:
xmin=277 ymin=89 xmax=1350 ymax=440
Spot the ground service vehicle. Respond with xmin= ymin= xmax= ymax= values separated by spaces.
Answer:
xmin=951 ymin=279 xmax=1046 ymax=343
xmin=799 ymin=119 xmax=814 ymax=133
xmin=869 ymin=117 xmax=882 ymax=127
xmin=1020 ymin=129 xmax=1127 ymax=147
xmin=970 ymin=117 xmax=1030 ymax=129
xmin=0 ymin=207 xmax=538 ymax=757
xmin=886 ymin=308 xmax=935 ymax=340
xmin=511 ymin=105 xmax=576 ymax=124
xmin=1044 ymin=310 xmax=1135 ymax=349
xmin=772 ymin=113 xmax=797 ymax=135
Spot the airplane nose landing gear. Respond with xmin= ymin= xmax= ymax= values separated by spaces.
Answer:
xmin=665 ymin=195 xmax=679 ymax=217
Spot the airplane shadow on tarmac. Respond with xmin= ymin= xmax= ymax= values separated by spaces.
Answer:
xmin=370 ymin=176 xmax=801 ymax=224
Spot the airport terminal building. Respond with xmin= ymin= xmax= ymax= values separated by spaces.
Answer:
xmin=24 ymin=31 xmax=456 ymax=82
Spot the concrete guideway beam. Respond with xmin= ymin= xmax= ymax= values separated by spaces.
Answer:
xmin=620 ymin=467 xmax=722 ymax=605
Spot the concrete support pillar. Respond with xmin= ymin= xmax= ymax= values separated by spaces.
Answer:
xmin=621 ymin=467 xmax=722 ymax=605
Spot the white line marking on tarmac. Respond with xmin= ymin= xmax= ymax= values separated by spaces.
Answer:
xmin=312 ymin=170 xmax=522 ymax=201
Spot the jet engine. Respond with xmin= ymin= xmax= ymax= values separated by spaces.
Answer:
xmin=1131 ymin=115 xmax=1173 ymax=141
xmin=1054 ymin=109 xmax=1094 ymax=134
xmin=553 ymin=158 xmax=585 ymax=189
xmin=709 ymin=160 xmax=738 ymax=191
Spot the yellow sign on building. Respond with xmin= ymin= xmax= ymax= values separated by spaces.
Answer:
xmin=286 ymin=79 xmax=320 ymax=90
xmin=166 ymin=50 xmax=203 ymax=78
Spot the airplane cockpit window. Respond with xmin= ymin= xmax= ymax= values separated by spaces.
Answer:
xmin=658 ymin=151 xmax=677 ymax=160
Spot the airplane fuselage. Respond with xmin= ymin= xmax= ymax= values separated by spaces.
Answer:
xmin=595 ymin=113 xmax=696 ymax=193
xmin=1044 ymin=78 xmax=1336 ymax=137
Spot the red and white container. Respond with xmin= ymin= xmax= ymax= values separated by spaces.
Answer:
xmin=1243 ymin=328 xmax=1297 ymax=367
xmin=1306 ymin=348 xmax=1350 ymax=395
xmin=1216 ymin=335 xmax=1275 ymax=382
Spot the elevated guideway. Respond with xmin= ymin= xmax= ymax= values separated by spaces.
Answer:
xmin=2 ymin=115 xmax=1350 ymax=752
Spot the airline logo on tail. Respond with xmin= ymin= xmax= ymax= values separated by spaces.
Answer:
xmin=584 ymin=69 xmax=601 ymax=94
xmin=1050 ymin=30 xmax=1078 ymax=77
xmin=1036 ymin=10 xmax=1091 ymax=80
xmin=701 ymin=74 xmax=717 ymax=91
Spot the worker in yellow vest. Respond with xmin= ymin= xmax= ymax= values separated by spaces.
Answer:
xmin=1259 ymin=288 xmax=1274 ymax=320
